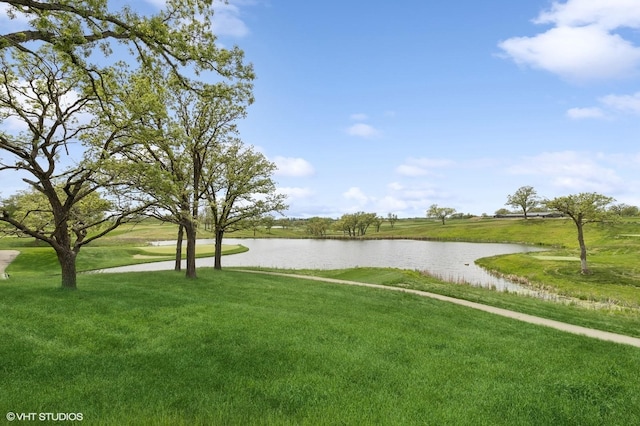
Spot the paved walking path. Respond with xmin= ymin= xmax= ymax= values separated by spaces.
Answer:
xmin=235 ymin=269 xmax=640 ymax=348
xmin=0 ymin=250 xmax=19 ymax=279
xmin=1 ymin=250 xmax=638 ymax=348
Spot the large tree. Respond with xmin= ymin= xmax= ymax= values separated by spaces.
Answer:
xmin=544 ymin=192 xmax=614 ymax=274
xmin=0 ymin=49 xmax=149 ymax=288
xmin=427 ymin=204 xmax=456 ymax=225
xmin=203 ymin=139 xmax=287 ymax=269
xmin=121 ymin=72 xmax=253 ymax=278
xmin=0 ymin=1 xmax=254 ymax=286
xmin=506 ymin=185 xmax=540 ymax=219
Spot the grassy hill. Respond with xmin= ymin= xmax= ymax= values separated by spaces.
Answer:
xmin=2 ymin=217 xmax=640 ymax=423
xmin=2 ymin=269 xmax=640 ymax=424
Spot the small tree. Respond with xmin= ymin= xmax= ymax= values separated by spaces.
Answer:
xmin=262 ymin=215 xmax=275 ymax=234
xmin=506 ymin=186 xmax=539 ymax=219
xmin=427 ymin=204 xmax=456 ymax=225
xmin=387 ymin=213 xmax=398 ymax=229
xmin=544 ymin=193 xmax=614 ymax=274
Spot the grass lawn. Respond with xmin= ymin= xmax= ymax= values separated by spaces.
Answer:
xmin=2 ymin=269 xmax=640 ymax=425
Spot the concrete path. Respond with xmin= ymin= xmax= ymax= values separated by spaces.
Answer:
xmin=235 ymin=269 xmax=640 ymax=349
xmin=0 ymin=250 xmax=19 ymax=279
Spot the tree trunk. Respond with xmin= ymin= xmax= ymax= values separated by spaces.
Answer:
xmin=175 ymin=224 xmax=184 ymax=271
xmin=214 ymin=228 xmax=224 ymax=270
xmin=576 ymin=222 xmax=590 ymax=274
xmin=56 ymin=248 xmax=78 ymax=289
xmin=184 ymin=221 xmax=197 ymax=279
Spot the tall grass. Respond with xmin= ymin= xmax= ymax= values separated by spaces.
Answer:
xmin=2 ymin=269 xmax=639 ymax=424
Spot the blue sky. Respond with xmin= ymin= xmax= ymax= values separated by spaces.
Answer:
xmin=3 ymin=1 xmax=640 ymax=218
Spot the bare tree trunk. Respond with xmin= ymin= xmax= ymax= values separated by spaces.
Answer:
xmin=184 ymin=221 xmax=197 ymax=279
xmin=175 ymin=224 xmax=184 ymax=271
xmin=577 ymin=223 xmax=590 ymax=274
xmin=214 ymin=228 xmax=224 ymax=270
xmin=56 ymin=248 xmax=78 ymax=289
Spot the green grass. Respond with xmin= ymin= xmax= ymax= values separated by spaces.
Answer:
xmin=248 ymin=267 xmax=640 ymax=339
xmin=2 ymin=269 xmax=640 ymax=425
xmin=0 ymin=242 xmax=247 ymax=275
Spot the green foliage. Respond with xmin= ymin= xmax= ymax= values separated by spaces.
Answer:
xmin=205 ymin=140 xmax=288 ymax=235
xmin=427 ymin=204 xmax=457 ymax=224
xmin=506 ymin=185 xmax=540 ymax=217
xmin=545 ymin=193 xmax=615 ymax=225
xmin=0 ymin=0 xmax=253 ymax=82
xmin=335 ymin=211 xmax=378 ymax=236
xmin=306 ymin=216 xmax=332 ymax=237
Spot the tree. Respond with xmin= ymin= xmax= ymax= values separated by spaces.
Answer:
xmin=306 ymin=217 xmax=331 ymax=237
xmin=373 ymin=216 xmax=383 ymax=232
xmin=544 ymin=193 xmax=615 ymax=274
xmin=0 ymin=0 xmax=252 ymax=87
xmin=262 ymin=215 xmax=275 ymax=234
xmin=203 ymin=139 xmax=287 ymax=269
xmin=609 ymin=203 xmax=639 ymax=217
xmin=0 ymin=1 xmax=253 ymax=287
xmin=427 ymin=204 xmax=456 ymax=225
xmin=119 ymin=70 xmax=253 ymax=278
xmin=337 ymin=212 xmax=377 ymax=237
xmin=506 ymin=186 xmax=540 ymax=219
xmin=387 ymin=213 xmax=398 ymax=229
xmin=0 ymin=48 xmax=149 ymax=289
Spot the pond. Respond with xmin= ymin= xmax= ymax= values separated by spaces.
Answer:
xmin=103 ymin=238 xmax=546 ymax=293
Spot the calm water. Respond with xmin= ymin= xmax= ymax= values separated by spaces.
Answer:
xmin=103 ymin=238 xmax=545 ymax=293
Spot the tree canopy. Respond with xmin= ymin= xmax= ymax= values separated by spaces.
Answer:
xmin=204 ymin=139 xmax=287 ymax=269
xmin=0 ymin=0 xmax=253 ymax=83
xmin=506 ymin=186 xmax=540 ymax=219
xmin=545 ymin=192 xmax=614 ymax=274
xmin=427 ymin=204 xmax=456 ymax=225
xmin=0 ymin=1 xmax=256 ymax=288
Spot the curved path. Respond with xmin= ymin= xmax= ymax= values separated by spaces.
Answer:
xmin=1 ymin=250 xmax=638 ymax=348
xmin=235 ymin=269 xmax=640 ymax=349
xmin=0 ymin=250 xmax=19 ymax=279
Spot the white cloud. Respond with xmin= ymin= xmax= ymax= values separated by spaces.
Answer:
xmin=273 ymin=156 xmax=315 ymax=177
xmin=566 ymin=91 xmax=640 ymax=119
xmin=277 ymin=187 xmax=314 ymax=199
xmin=500 ymin=26 xmax=640 ymax=81
xmin=212 ymin=2 xmax=251 ymax=38
xmin=534 ymin=0 xmax=640 ymax=29
xmin=144 ymin=0 xmax=251 ymax=38
xmin=499 ymin=1 xmax=640 ymax=82
xmin=396 ymin=157 xmax=454 ymax=177
xmin=343 ymin=187 xmax=369 ymax=203
xmin=507 ymin=151 xmax=624 ymax=193
xmin=350 ymin=113 xmax=369 ymax=121
xmin=376 ymin=196 xmax=408 ymax=212
xmin=600 ymin=92 xmax=640 ymax=114
xmin=566 ymin=107 xmax=606 ymax=119
xmin=396 ymin=164 xmax=429 ymax=177
xmin=346 ymin=123 xmax=381 ymax=138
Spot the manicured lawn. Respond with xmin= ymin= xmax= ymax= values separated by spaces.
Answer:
xmin=2 ymin=269 xmax=639 ymax=425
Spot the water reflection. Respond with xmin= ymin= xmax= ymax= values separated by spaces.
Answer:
xmin=139 ymin=238 xmax=544 ymax=293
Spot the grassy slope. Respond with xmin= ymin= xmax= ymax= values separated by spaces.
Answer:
xmin=2 ymin=218 xmax=640 ymax=423
xmin=2 ymin=270 xmax=639 ymax=425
